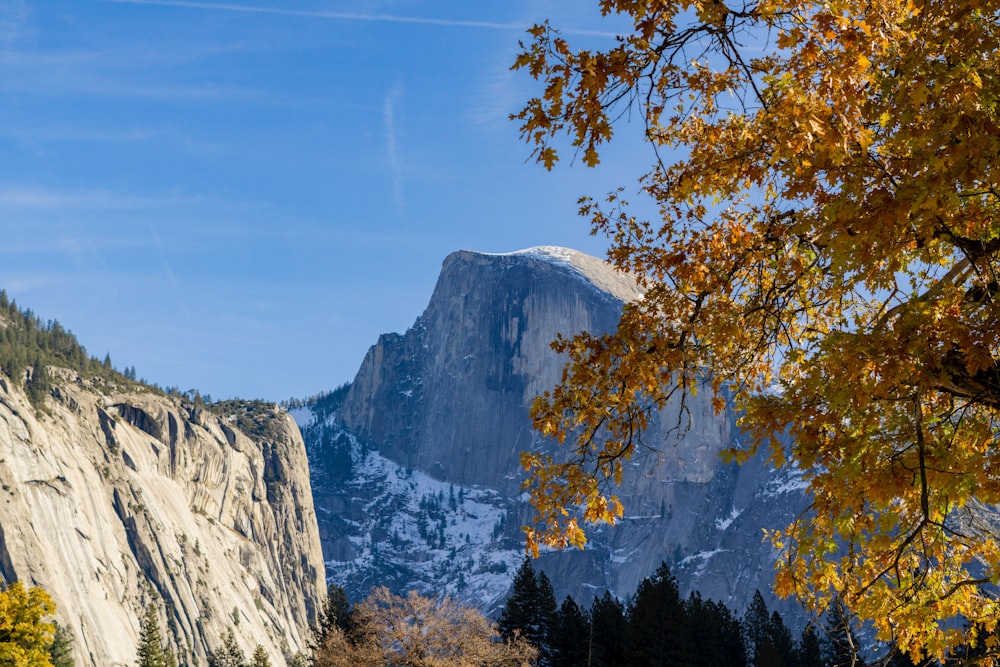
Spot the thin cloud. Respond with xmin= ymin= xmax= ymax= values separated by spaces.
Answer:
xmin=0 ymin=186 xmax=198 ymax=211
xmin=383 ymin=82 xmax=405 ymax=208
xmin=105 ymin=0 xmax=620 ymax=37
xmin=0 ymin=1 xmax=29 ymax=59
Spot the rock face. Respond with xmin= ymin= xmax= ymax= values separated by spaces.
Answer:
xmin=0 ymin=377 xmax=325 ymax=666
xmin=340 ymin=248 xmax=642 ymax=494
xmin=304 ymin=247 xmax=808 ymax=617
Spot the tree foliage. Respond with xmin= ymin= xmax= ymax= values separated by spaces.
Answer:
xmin=312 ymin=584 xmax=355 ymax=654
xmin=514 ymin=0 xmax=1000 ymax=660
xmin=207 ymin=630 xmax=246 ymax=667
xmin=313 ymin=587 xmax=536 ymax=667
xmin=135 ymin=605 xmax=175 ymax=667
xmin=250 ymin=645 xmax=270 ymax=667
xmin=0 ymin=581 xmax=56 ymax=667
xmin=0 ymin=290 xmax=141 ymax=407
xmin=47 ymin=623 xmax=74 ymax=667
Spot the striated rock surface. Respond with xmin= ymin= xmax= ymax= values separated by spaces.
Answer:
xmin=0 ymin=376 xmax=325 ymax=666
xmin=305 ymin=247 xmax=807 ymax=617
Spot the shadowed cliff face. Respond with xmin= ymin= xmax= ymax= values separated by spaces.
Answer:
xmin=0 ymin=376 xmax=325 ymax=667
xmin=309 ymin=247 xmax=807 ymax=618
xmin=340 ymin=248 xmax=641 ymax=493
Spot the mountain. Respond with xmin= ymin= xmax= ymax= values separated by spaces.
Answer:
xmin=0 ymin=371 xmax=325 ymax=665
xmin=299 ymin=247 xmax=809 ymax=616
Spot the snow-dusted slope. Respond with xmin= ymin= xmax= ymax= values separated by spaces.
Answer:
xmin=295 ymin=405 xmax=522 ymax=612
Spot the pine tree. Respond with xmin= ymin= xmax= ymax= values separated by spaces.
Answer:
xmin=684 ymin=592 xmax=746 ymax=667
xmin=48 ymin=622 xmax=75 ymax=667
xmin=589 ymin=592 xmax=626 ymax=667
xmin=498 ymin=557 xmax=541 ymax=644
xmin=313 ymin=585 xmax=353 ymax=652
xmin=744 ymin=591 xmax=774 ymax=667
xmin=207 ymin=629 xmax=246 ymax=667
xmin=743 ymin=591 xmax=796 ymax=667
xmin=626 ymin=562 xmax=689 ymax=666
xmin=765 ymin=611 xmax=795 ymax=667
xmin=823 ymin=600 xmax=865 ymax=667
xmin=549 ymin=596 xmax=589 ymax=667
xmin=135 ymin=606 xmax=168 ymax=667
xmin=208 ymin=628 xmax=247 ymax=667
xmin=250 ymin=645 xmax=270 ymax=667
xmin=535 ymin=572 xmax=558 ymax=667
xmin=25 ymin=354 xmax=50 ymax=408
xmin=793 ymin=624 xmax=827 ymax=667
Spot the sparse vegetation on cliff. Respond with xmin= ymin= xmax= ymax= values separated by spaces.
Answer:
xmin=208 ymin=399 xmax=286 ymax=442
xmin=0 ymin=290 xmax=144 ymax=407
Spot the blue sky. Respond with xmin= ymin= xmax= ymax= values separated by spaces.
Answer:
xmin=0 ymin=1 xmax=647 ymax=401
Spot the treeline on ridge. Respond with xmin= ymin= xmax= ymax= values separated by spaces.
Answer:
xmin=0 ymin=290 xmax=139 ymax=406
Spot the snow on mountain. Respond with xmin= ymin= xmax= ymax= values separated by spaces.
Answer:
xmin=301 ymin=404 xmax=524 ymax=611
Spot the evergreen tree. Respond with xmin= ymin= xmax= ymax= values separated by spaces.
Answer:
xmin=48 ymin=622 xmax=75 ymax=667
xmin=25 ymin=355 xmax=51 ymax=408
xmin=626 ymin=562 xmax=689 ymax=666
xmin=312 ymin=585 xmax=354 ymax=652
xmin=684 ymin=592 xmax=746 ymax=667
xmin=535 ymin=572 xmax=558 ymax=667
xmin=743 ymin=591 xmax=772 ymax=667
xmin=207 ymin=629 xmax=246 ymax=667
xmin=135 ymin=606 xmax=168 ymax=667
xmin=250 ymin=645 xmax=270 ymax=667
xmin=793 ymin=624 xmax=827 ymax=667
xmin=498 ymin=557 xmax=541 ymax=644
xmin=589 ymin=592 xmax=626 ymax=667
xmin=743 ymin=592 xmax=795 ymax=667
xmin=549 ymin=596 xmax=589 ymax=667
xmin=823 ymin=600 xmax=866 ymax=667
xmin=765 ymin=611 xmax=795 ymax=667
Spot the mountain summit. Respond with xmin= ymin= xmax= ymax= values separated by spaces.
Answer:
xmin=302 ymin=247 xmax=806 ymax=614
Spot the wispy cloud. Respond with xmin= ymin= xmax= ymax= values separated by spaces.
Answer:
xmin=383 ymin=81 xmax=405 ymax=207
xmin=0 ymin=0 xmax=29 ymax=59
xmin=105 ymin=0 xmax=620 ymax=37
xmin=0 ymin=186 xmax=197 ymax=210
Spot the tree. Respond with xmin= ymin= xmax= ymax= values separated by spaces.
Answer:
xmin=589 ymin=592 xmax=627 ymax=667
xmin=47 ymin=623 xmax=74 ymax=667
xmin=207 ymin=630 xmax=246 ymax=667
xmin=249 ymin=646 xmax=270 ymax=667
xmin=0 ymin=581 xmax=56 ymax=667
xmin=549 ymin=597 xmax=589 ymax=667
xmin=25 ymin=356 xmax=50 ymax=408
xmin=312 ymin=584 xmax=354 ymax=653
xmin=135 ymin=606 xmax=170 ymax=667
xmin=535 ymin=572 xmax=558 ymax=666
xmin=685 ymin=592 xmax=746 ymax=667
xmin=793 ymin=624 xmax=827 ymax=667
xmin=311 ymin=621 xmax=381 ymax=667
xmin=625 ymin=563 xmax=689 ymax=666
xmin=346 ymin=587 xmax=535 ymax=667
xmin=514 ymin=0 xmax=1000 ymax=661
xmin=498 ymin=558 xmax=543 ymax=647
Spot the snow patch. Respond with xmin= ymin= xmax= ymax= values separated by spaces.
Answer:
xmin=715 ymin=507 xmax=742 ymax=531
xmin=761 ymin=468 xmax=809 ymax=498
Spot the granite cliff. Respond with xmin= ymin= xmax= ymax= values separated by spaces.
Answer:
xmin=302 ymin=247 xmax=808 ymax=616
xmin=0 ymin=373 xmax=325 ymax=666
